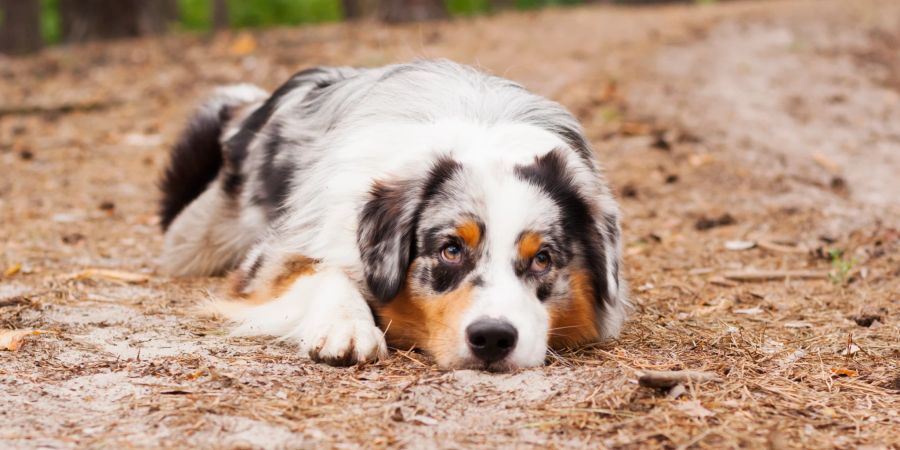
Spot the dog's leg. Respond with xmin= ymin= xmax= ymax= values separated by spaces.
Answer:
xmin=214 ymin=255 xmax=387 ymax=365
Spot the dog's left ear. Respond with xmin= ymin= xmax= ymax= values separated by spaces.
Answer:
xmin=357 ymin=158 xmax=461 ymax=303
xmin=516 ymin=149 xmax=628 ymax=337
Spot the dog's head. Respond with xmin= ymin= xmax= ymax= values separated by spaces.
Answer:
xmin=358 ymin=145 xmax=626 ymax=370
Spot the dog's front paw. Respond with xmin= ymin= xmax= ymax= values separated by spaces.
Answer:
xmin=305 ymin=320 xmax=387 ymax=366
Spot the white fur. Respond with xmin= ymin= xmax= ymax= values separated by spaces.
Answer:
xmin=164 ymin=60 xmax=628 ymax=368
xmin=210 ymin=267 xmax=386 ymax=363
xmin=456 ymin=168 xmax=562 ymax=368
xmin=161 ymin=178 xmax=267 ymax=276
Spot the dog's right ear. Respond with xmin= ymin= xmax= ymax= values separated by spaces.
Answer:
xmin=357 ymin=158 xmax=461 ymax=303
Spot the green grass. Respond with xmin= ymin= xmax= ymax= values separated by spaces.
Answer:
xmin=828 ymin=248 xmax=856 ymax=286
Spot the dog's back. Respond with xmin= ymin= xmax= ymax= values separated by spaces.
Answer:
xmin=157 ymin=84 xmax=269 ymax=275
xmin=158 ymin=61 xmax=594 ymax=277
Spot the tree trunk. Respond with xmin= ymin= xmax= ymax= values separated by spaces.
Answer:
xmin=379 ymin=0 xmax=448 ymax=23
xmin=212 ymin=0 xmax=229 ymax=30
xmin=59 ymin=0 xmax=176 ymax=43
xmin=0 ymin=0 xmax=43 ymax=55
xmin=342 ymin=0 xmax=378 ymax=20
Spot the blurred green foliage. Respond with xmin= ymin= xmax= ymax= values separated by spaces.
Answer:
xmin=32 ymin=0 xmax=713 ymax=43
xmin=40 ymin=0 xmax=61 ymax=44
xmin=446 ymin=0 xmax=491 ymax=16
xmin=179 ymin=0 xmax=342 ymax=31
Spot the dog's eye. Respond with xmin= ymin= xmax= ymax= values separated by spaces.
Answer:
xmin=529 ymin=251 xmax=551 ymax=273
xmin=440 ymin=244 xmax=463 ymax=264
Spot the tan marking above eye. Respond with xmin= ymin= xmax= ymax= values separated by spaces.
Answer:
xmin=455 ymin=221 xmax=481 ymax=248
xmin=518 ymin=232 xmax=543 ymax=260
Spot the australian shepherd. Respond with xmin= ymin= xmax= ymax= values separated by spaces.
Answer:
xmin=159 ymin=60 xmax=628 ymax=371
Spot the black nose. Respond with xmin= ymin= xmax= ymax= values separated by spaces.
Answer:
xmin=466 ymin=318 xmax=518 ymax=363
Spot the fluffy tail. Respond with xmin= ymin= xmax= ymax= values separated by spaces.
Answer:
xmin=158 ymin=84 xmax=267 ymax=230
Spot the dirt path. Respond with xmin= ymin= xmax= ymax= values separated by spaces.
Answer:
xmin=1 ymin=1 xmax=898 ymax=448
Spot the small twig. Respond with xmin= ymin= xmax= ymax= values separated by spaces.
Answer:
xmin=721 ymin=270 xmax=827 ymax=281
xmin=0 ymin=99 xmax=120 ymax=118
xmin=708 ymin=277 xmax=738 ymax=287
xmin=65 ymin=268 xmax=150 ymax=284
xmin=0 ymin=296 xmax=31 ymax=308
xmin=757 ymin=240 xmax=807 ymax=254
xmin=638 ymin=370 xmax=720 ymax=389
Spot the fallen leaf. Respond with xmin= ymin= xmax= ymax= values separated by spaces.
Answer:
xmin=0 ymin=329 xmax=47 ymax=351
xmin=688 ymin=153 xmax=715 ymax=167
xmin=812 ymin=152 xmax=841 ymax=174
xmin=694 ymin=297 xmax=734 ymax=316
xmin=761 ymin=340 xmax=784 ymax=354
xmin=667 ymin=384 xmax=687 ymax=399
xmin=725 ymin=240 xmax=756 ymax=251
xmin=3 ymin=263 xmax=21 ymax=277
xmin=776 ymin=349 xmax=807 ymax=369
xmin=52 ymin=212 xmax=85 ymax=223
xmin=734 ymin=307 xmax=763 ymax=315
xmin=229 ymin=33 xmax=257 ymax=56
xmin=676 ymin=400 xmax=715 ymax=418
xmin=620 ymin=121 xmax=652 ymax=136
xmin=123 ymin=133 xmax=162 ymax=147
xmin=68 ymin=268 xmax=149 ymax=284
xmin=830 ymin=368 xmax=858 ymax=377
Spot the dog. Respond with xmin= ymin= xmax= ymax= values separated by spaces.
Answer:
xmin=159 ymin=60 xmax=628 ymax=370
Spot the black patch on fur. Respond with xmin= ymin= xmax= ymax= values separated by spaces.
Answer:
xmin=251 ymin=123 xmax=299 ymax=219
xmin=429 ymin=258 xmax=475 ymax=293
xmin=246 ymin=253 xmax=265 ymax=284
xmin=358 ymin=158 xmax=462 ymax=302
xmin=222 ymin=67 xmax=335 ymax=198
xmin=417 ymin=220 xmax=483 ymax=294
xmin=556 ymin=126 xmax=595 ymax=168
xmin=536 ymin=281 xmax=554 ymax=301
xmin=515 ymin=150 xmax=610 ymax=308
xmin=602 ymin=212 xmax=620 ymax=284
xmin=421 ymin=237 xmax=477 ymax=294
xmin=158 ymin=105 xmax=226 ymax=231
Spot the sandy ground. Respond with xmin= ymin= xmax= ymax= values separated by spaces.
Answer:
xmin=1 ymin=0 xmax=898 ymax=448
